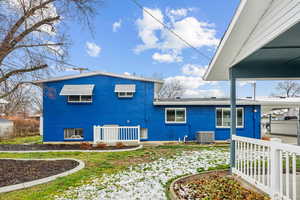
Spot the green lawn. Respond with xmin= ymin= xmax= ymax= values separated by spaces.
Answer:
xmin=0 ymin=135 xmax=42 ymax=144
xmin=0 ymin=144 xmax=228 ymax=200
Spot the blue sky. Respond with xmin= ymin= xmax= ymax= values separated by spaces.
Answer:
xmin=58 ymin=0 xmax=290 ymax=98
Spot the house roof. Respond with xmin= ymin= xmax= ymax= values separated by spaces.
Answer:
xmin=154 ymin=97 xmax=300 ymax=106
xmin=204 ymin=0 xmax=300 ymax=81
xmin=35 ymin=71 xmax=164 ymax=84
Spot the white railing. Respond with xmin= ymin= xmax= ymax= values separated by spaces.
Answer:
xmin=232 ymin=135 xmax=300 ymax=200
xmin=93 ymin=125 xmax=140 ymax=144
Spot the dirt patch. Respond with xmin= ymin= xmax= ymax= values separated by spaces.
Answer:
xmin=0 ymin=144 xmax=139 ymax=151
xmin=172 ymin=170 xmax=270 ymax=200
xmin=0 ymin=159 xmax=79 ymax=187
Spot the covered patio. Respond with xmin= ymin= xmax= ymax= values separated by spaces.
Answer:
xmin=204 ymin=0 xmax=300 ymax=199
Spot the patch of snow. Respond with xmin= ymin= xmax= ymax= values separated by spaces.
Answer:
xmin=55 ymin=149 xmax=229 ymax=200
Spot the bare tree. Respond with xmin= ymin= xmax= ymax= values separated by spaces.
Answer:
xmin=275 ymin=81 xmax=300 ymax=97
xmin=0 ymin=83 xmax=34 ymax=116
xmin=0 ymin=0 xmax=102 ymax=98
xmin=158 ymin=79 xmax=185 ymax=99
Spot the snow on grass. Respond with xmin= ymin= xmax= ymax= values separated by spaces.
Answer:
xmin=56 ymin=148 xmax=229 ymax=200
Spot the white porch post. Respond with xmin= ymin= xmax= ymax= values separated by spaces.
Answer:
xmin=270 ymin=141 xmax=281 ymax=199
xmin=230 ymin=68 xmax=237 ymax=169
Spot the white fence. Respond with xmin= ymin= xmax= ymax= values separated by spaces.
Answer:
xmin=93 ymin=125 xmax=140 ymax=144
xmin=232 ymin=135 xmax=300 ymax=200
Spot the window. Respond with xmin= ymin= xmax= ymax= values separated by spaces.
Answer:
xmin=117 ymin=92 xmax=134 ymax=98
xmin=216 ymin=108 xmax=244 ymax=128
xmin=165 ymin=108 xmax=186 ymax=123
xmin=64 ymin=128 xmax=83 ymax=139
xmin=67 ymin=95 xmax=92 ymax=103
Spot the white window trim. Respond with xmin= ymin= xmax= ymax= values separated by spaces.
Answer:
xmin=165 ymin=108 xmax=187 ymax=124
xmin=64 ymin=128 xmax=84 ymax=140
xmin=67 ymin=95 xmax=92 ymax=103
xmin=117 ymin=92 xmax=134 ymax=98
xmin=216 ymin=107 xmax=244 ymax=128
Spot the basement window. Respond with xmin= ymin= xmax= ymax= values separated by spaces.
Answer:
xmin=64 ymin=128 xmax=83 ymax=139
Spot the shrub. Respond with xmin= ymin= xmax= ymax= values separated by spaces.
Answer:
xmin=96 ymin=142 xmax=107 ymax=149
xmin=116 ymin=142 xmax=125 ymax=148
xmin=4 ymin=117 xmax=39 ymax=137
xmin=262 ymin=136 xmax=271 ymax=141
xmin=80 ymin=142 xmax=92 ymax=150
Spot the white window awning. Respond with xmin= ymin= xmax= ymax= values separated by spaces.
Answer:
xmin=60 ymin=84 xmax=95 ymax=96
xmin=114 ymin=84 xmax=136 ymax=93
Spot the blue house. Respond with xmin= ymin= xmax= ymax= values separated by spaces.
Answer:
xmin=36 ymin=71 xmax=261 ymax=143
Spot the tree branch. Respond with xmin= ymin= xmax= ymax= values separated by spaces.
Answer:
xmin=14 ymin=42 xmax=64 ymax=49
xmin=0 ymin=64 xmax=48 ymax=83
xmin=0 ymin=81 xmax=33 ymax=99
xmin=2 ymin=0 xmax=55 ymax=45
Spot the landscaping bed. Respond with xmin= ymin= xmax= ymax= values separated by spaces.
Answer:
xmin=0 ymin=159 xmax=79 ymax=187
xmin=0 ymin=144 xmax=139 ymax=151
xmin=172 ymin=170 xmax=270 ymax=200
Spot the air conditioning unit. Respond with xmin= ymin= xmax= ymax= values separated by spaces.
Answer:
xmin=196 ymin=131 xmax=215 ymax=144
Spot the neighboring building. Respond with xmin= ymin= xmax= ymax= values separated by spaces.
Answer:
xmin=0 ymin=118 xmax=14 ymax=138
xmin=36 ymin=71 xmax=261 ymax=143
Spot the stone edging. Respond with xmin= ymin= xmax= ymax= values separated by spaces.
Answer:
xmin=0 ymin=158 xmax=85 ymax=193
xmin=0 ymin=144 xmax=143 ymax=153
xmin=168 ymin=170 xmax=229 ymax=200
xmin=168 ymin=170 xmax=269 ymax=200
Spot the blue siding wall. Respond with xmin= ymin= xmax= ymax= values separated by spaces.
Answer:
xmin=43 ymin=75 xmax=261 ymax=142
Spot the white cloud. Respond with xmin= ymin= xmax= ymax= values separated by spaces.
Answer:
xmin=166 ymin=8 xmax=194 ymax=22
xmin=239 ymin=81 xmax=256 ymax=87
xmin=165 ymin=75 xmax=208 ymax=90
xmin=181 ymin=64 xmax=207 ymax=77
xmin=135 ymin=8 xmax=164 ymax=53
xmin=86 ymin=42 xmax=101 ymax=57
xmin=164 ymin=63 xmax=222 ymax=98
xmin=134 ymin=7 xmax=219 ymax=61
xmin=112 ymin=19 xmax=122 ymax=32
xmin=152 ymin=52 xmax=182 ymax=63
xmin=184 ymin=89 xmax=224 ymax=98
xmin=160 ymin=17 xmax=219 ymax=52
xmin=124 ymin=72 xmax=131 ymax=76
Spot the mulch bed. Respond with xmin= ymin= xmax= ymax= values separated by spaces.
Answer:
xmin=173 ymin=171 xmax=270 ymax=200
xmin=0 ymin=144 xmax=139 ymax=151
xmin=0 ymin=159 xmax=79 ymax=187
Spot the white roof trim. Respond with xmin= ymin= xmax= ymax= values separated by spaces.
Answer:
xmin=36 ymin=71 xmax=164 ymax=84
xmin=204 ymin=0 xmax=300 ymax=81
xmin=154 ymin=98 xmax=300 ymax=106
xmin=153 ymin=100 xmax=260 ymax=106
xmin=114 ymin=84 xmax=136 ymax=93
xmin=60 ymin=84 xmax=95 ymax=96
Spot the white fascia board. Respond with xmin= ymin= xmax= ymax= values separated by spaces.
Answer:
xmin=153 ymin=100 xmax=300 ymax=107
xmin=204 ymin=0 xmax=273 ymax=81
xmin=153 ymin=100 xmax=260 ymax=106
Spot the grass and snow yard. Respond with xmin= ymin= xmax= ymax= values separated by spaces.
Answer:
xmin=0 ymin=144 xmax=229 ymax=200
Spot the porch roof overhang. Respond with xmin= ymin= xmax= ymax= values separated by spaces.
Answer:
xmin=204 ymin=0 xmax=300 ymax=81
